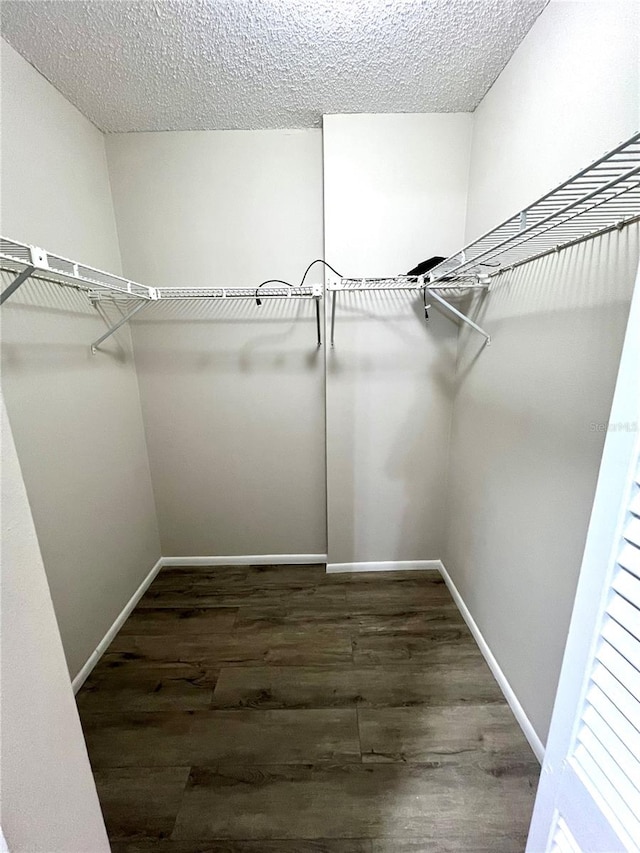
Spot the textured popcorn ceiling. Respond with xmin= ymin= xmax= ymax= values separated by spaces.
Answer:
xmin=1 ymin=0 xmax=548 ymax=132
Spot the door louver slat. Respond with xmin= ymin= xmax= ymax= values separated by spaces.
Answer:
xmin=608 ymin=590 xmax=640 ymax=642
xmin=567 ymin=468 xmax=640 ymax=850
xmin=551 ymin=816 xmax=581 ymax=853
xmin=597 ymin=641 xmax=640 ymax=702
xmin=587 ymin=683 xmax=640 ymax=762
xmin=582 ymin=705 xmax=640 ymax=795
xmin=591 ymin=663 xmax=640 ymax=734
xmin=624 ymin=516 xmax=640 ymax=549
xmin=601 ymin=616 xmax=640 ymax=672
xmin=618 ymin=542 xmax=640 ymax=580
xmin=576 ymin=724 xmax=640 ymax=813
xmin=572 ymin=743 xmax=640 ymax=848
xmin=612 ymin=567 xmax=640 ymax=610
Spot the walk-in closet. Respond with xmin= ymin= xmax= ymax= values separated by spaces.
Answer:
xmin=2 ymin=1 xmax=639 ymax=851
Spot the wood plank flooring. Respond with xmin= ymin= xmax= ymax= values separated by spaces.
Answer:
xmin=77 ymin=565 xmax=540 ymax=852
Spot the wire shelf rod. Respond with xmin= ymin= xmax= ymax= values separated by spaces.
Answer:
xmin=463 ymin=182 xmax=640 ymax=270
xmin=2 ymin=133 xmax=638 ymax=351
xmin=154 ymin=287 xmax=319 ymax=300
xmin=330 ymin=279 xmax=488 ymax=292
xmin=0 ymin=257 xmax=150 ymax=300
xmin=429 ymin=164 xmax=640 ymax=283
xmin=0 ymin=238 xmax=154 ymax=301
xmin=490 ymin=213 xmax=640 ymax=275
xmin=426 ymin=133 xmax=640 ymax=284
xmin=0 ymin=263 xmax=101 ymax=296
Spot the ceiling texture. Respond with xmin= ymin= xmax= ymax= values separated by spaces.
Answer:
xmin=1 ymin=0 xmax=548 ymax=132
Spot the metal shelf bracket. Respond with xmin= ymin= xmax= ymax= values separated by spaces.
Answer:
xmin=90 ymin=301 xmax=147 ymax=354
xmin=327 ymin=275 xmax=490 ymax=346
xmin=0 ymin=265 xmax=35 ymax=305
xmin=3 ymin=133 xmax=638 ymax=355
xmin=310 ymin=284 xmax=323 ymax=347
xmin=427 ymin=288 xmax=491 ymax=344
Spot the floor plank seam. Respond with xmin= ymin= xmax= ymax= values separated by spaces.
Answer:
xmin=78 ymin=563 xmax=540 ymax=846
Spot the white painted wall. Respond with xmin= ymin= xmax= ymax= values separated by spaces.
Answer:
xmin=323 ymin=113 xmax=472 ymax=565
xmin=445 ymin=0 xmax=640 ymax=746
xmin=104 ymin=129 xmax=326 ymax=556
xmin=465 ymin=0 xmax=640 ymax=240
xmin=0 ymin=391 xmax=110 ymax=852
xmin=2 ymin=0 xmax=637 ymax=769
xmin=0 ymin=39 xmax=161 ymax=678
xmin=527 ymin=260 xmax=640 ymax=853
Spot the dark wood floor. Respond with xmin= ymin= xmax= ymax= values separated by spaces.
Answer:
xmin=76 ymin=565 xmax=540 ymax=852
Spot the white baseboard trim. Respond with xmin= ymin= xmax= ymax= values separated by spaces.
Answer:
xmin=326 ymin=559 xmax=442 ymax=574
xmin=71 ymin=550 xmax=544 ymax=767
xmin=71 ymin=556 xmax=164 ymax=694
xmin=438 ymin=560 xmax=545 ymax=763
xmin=71 ymin=553 xmax=326 ymax=694
xmin=160 ymin=554 xmax=327 ymax=567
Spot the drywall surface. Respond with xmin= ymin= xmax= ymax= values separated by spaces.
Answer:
xmin=105 ymin=129 xmax=326 ymax=556
xmin=446 ymin=232 xmax=639 ymax=746
xmin=323 ymin=113 xmax=472 ymax=565
xmin=1 ymin=0 xmax=546 ymax=131
xmin=0 ymin=40 xmax=160 ymax=678
xmin=446 ymin=0 xmax=640 ymax=746
xmin=0 ymin=392 xmax=110 ymax=852
xmin=465 ymin=0 xmax=640 ymax=240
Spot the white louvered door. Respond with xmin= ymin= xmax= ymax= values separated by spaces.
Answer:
xmin=527 ymin=260 xmax=640 ymax=853
xmin=564 ymin=460 xmax=640 ymax=850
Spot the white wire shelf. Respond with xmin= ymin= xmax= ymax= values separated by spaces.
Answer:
xmin=327 ymin=132 xmax=640 ymax=346
xmin=333 ymin=275 xmax=488 ymax=299
xmin=326 ymin=273 xmax=492 ymax=346
xmin=427 ymin=132 xmax=640 ymax=284
xmin=86 ymin=286 xmax=321 ymax=302
xmin=2 ymin=133 xmax=639 ymax=352
xmin=0 ymin=237 xmax=153 ymax=300
xmin=0 ymin=237 xmax=323 ymax=351
xmin=0 ymin=238 xmax=323 ymax=304
xmin=154 ymin=286 xmax=320 ymax=300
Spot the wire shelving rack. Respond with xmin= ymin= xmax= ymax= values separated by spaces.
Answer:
xmin=2 ymin=133 xmax=639 ymax=351
xmin=328 ymin=132 xmax=640 ymax=345
xmin=0 ymin=237 xmax=323 ymax=350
